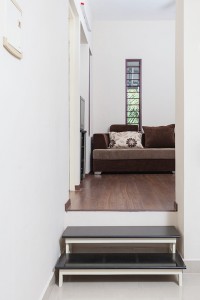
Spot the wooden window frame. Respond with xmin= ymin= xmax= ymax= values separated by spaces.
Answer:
xmin=125 ymin=59 xmax=142 ymax=131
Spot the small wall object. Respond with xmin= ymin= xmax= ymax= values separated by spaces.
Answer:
xmin=80 ymin=2 xmax=91 ymax=32
xmin=3 ymin=0 xmax=22 ymax=59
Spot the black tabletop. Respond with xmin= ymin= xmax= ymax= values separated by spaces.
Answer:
xmin=62 ymin=226 xmax=180 ymax=239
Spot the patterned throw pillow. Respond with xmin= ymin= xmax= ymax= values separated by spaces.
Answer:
xmin=109 ymin=131 xmax=143 ymax=149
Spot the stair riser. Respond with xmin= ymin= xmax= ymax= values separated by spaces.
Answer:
xmin=65 ymin=212 xmax=177 ymax=227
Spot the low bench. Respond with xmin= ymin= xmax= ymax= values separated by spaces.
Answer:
xmin=55 ymin=226 xmax=186 ymax=287
xmin=62 ymin=226 xmax=179 ymax=254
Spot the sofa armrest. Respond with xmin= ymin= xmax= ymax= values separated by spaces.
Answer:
xmin=93 ymin=134 xmax=109 ymax=149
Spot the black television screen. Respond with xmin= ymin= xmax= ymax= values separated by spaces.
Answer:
xmin=80 ymin=97 xmax=85 ymax=130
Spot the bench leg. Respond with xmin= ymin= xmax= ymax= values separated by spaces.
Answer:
xmin=66 ymin=243 xmax=71 ymax=253
xmin=170 ymin=243 xmax=176 ymax=253
xmin=178 ymin=272 xmax=183 ymax=286
xmin=94 ymin=171 xmax=102 ymax=175
xmin=59 ymin=271 xmax=63 ymax=287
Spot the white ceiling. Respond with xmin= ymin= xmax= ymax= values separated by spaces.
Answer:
xmin=88 ymin=0 xmax=176 ymax=21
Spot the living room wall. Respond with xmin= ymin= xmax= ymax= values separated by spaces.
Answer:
xmin=92 ymin=20 xmax=175 ymax=133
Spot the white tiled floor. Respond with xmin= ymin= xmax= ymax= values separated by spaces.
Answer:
xmin=46 ymin=274 xmax=200 ymax=300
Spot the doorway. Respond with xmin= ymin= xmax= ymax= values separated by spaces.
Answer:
xmin=68 ymin=1 xmax=80 ymax=191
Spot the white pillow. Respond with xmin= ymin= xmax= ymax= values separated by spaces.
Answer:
xmin=109 ymin=131 xmax=143 ymax=149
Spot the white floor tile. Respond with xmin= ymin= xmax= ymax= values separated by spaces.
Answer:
xmin=46 ymin=274 xmax=200 ymax=300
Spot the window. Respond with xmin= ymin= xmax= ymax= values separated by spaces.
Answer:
xmin=125 ymin=59 xmax=142 ymax=130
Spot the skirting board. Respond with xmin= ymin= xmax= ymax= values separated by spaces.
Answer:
xmin=40 ymin=272 xmax=55 ymax=300
xmin=184 ymin=260 xmax=200 ymax=273
xmin=65 ymin=200 xmax=71 ymax=211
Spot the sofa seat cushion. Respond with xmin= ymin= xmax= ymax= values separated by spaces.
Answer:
xmin=93 ymin=148 xmax=175 ymax=160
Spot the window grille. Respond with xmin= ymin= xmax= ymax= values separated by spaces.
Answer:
xmin=125 ymin=59 xmax=142 ymax=130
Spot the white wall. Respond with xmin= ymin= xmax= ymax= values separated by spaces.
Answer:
xmin=0 ymin=0 xmax=69 ymax=299
xmin=80 ymin=44 xmax=91 ymax=173
xmin=176 ymin=0 xmax=200 ymax=262
xmin=176 ymin=0 xmax=185 ymax=256
xmin=69 ymin=0 xmax=92 ymax=187
xmin=74 ymin=0 xmax=92 ymax=48
xmin=182 ymin=0 xmax=200 ymax=260
xmin=92 ymin=21 xmax=175 ymax=133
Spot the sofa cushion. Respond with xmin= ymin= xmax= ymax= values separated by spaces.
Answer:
xmin=143 ymin=125 xmax=175 ymax=148
xmin=93 ymin=148 xmax=175 ymax=160
xmin=93 ymin=134 xmax=109 ymax=149
xmin=110 ymin=124 xmax=138 ymax=132
xmin=109 ymin=131 xmax=143 ymax=149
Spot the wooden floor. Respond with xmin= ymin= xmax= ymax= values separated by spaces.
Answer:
xmin=66 ymin=173 xmax=176 ymax=212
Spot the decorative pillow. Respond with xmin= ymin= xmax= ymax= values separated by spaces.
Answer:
xmin=109 ymin=131 xmax=143 ymax=149
xmin=143 ymin=125 xmax=175 ymax=148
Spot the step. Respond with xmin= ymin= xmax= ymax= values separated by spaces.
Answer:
xmin=63 ymin=226 xmax=180 ymax=239
xmin=57 ymin=226 xmax=185 ymax=287
xmin=63 ymin=226 xmax=180 ymax=253
xmin=55 ymin=252 xmax=186 ymax=287
xmin=56 ymin=252 xmax=185 ymax=269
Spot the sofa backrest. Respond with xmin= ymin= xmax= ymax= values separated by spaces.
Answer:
xmin=110 ymin=124 xmax=138 ymax=132
xmin=92 ymin=134 xmax=110 ymax=149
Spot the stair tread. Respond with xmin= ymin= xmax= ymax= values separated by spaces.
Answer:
xmin=62 ymin=226 xmax=180 ymax=239
xmin=55 ymin=252 xmax=186 ymax=270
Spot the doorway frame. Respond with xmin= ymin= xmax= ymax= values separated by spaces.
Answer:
xmin=68 ymin=0 xmax=81 ymax=191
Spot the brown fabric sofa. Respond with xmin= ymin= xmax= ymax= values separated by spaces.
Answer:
xmin=92 ymin=124 xmax=175 ymax=174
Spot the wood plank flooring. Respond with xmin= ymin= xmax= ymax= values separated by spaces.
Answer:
xmin=66 ymin=174 xmax=176 ymax=212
